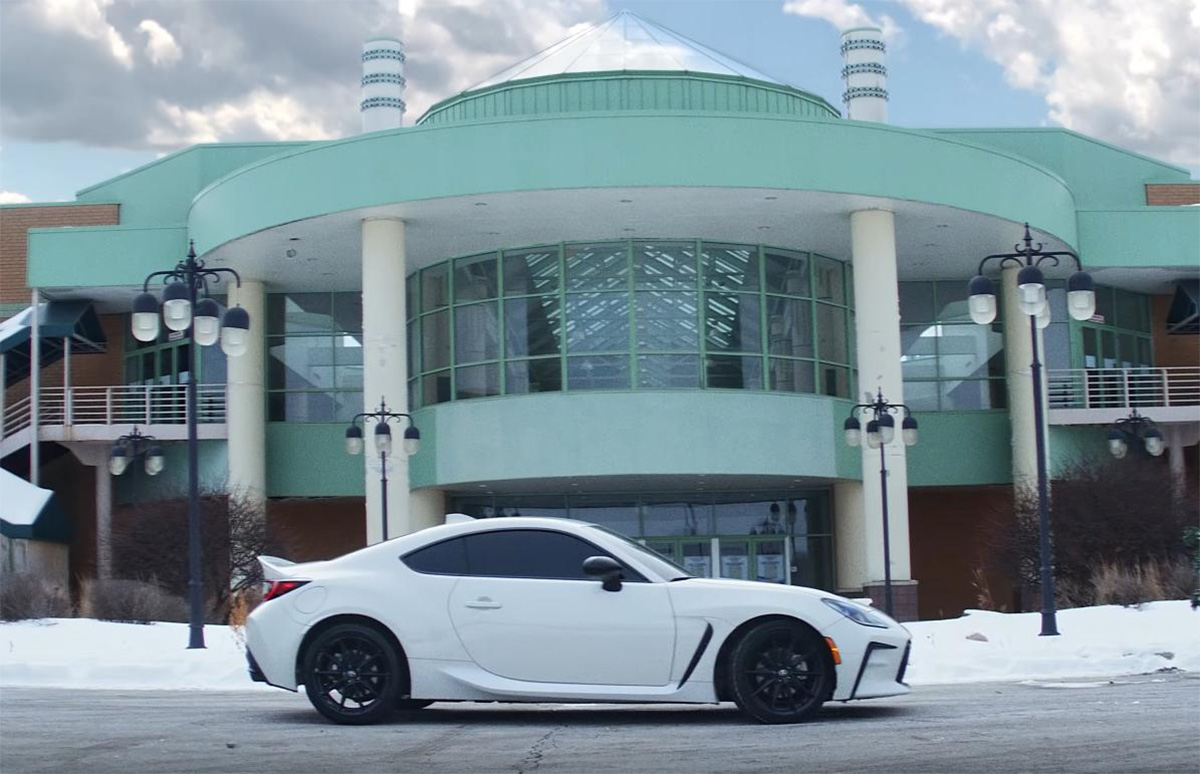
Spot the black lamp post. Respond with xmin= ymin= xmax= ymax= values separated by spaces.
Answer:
xmin=130 ymin=239 xmax=250 ymax=649
xmin=968 ymin=223 xmax=1096 ymax=637
xmin=345 ymin=397 xmax=420 ymax=542
xmin=109 ymin=427 xmax=166 ymax=477
xmin=843 ymin=389 xmax=918 ymax=617
xmin=1108 ymin=409 xmax=1165 ymax=459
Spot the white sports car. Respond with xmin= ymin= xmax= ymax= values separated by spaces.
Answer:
xmin=245 ymin=515 xmax=911 ymax=725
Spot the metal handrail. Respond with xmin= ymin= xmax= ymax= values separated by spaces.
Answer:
xmin=1 ymin=384 xmax=226 ymax=438
xmin=1047 ymin=367 xmax=1200 ymax=410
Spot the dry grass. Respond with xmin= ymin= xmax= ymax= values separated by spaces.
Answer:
xmin=0 ymin=574 xmax=72 ymax=621
xmin=1057 ymin=558 xmax=1196 ymax=609
xmin=79 ymin=578 xmax=188 ymax=624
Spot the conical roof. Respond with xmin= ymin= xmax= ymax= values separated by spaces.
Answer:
xmin=468 ymin=10 xmax=785 ymax=91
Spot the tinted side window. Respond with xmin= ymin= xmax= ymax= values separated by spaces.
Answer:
xmin=465 ymin=530 xmax=644 ymax=581
xmin=403 ymin=537 xmax=468 ymax=575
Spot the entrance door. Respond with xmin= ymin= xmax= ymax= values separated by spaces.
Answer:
xmin=714 ymin=537 xmax=789 ymax=584
xmin=644 ymin=539 xmax=713 ymax=577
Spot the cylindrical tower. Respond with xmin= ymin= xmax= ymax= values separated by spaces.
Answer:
xmin=361 ymin=36 xmax=406 ymax=133
xmin=840 ymin=27 xmax=887 ymax=123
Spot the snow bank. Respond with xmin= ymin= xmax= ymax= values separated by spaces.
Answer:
xmin=0 ymin=601 xmax=1196 ymax=691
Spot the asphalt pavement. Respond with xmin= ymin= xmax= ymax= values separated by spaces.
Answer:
xmin=1 ymin=672 xmax=1197 ymax=774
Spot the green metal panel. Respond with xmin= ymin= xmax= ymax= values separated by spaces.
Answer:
xmin=906 ymin=411 xmax=1013 ymax=486
xmin=932 ymin=128 xmax=1191 ymax=208
xmin=407 ymin=390 xmax=853 ymax=489
xmin=1048 ymin=426 xmax=1109 ymax=474
xmin=417 ymin=72 xmax=840 ymax=126
xmin=188 ymin=114 xmax=1078 ymax=262
xmin=27 ymin=225 xmax=187 ymax=289
xmin=266 ymin=424 xmax=365 ymax=497
xmin=114 ymin=440 xmax=227 ymax=503
xmin=1077 ymin=208 xmax=1200 ymax=268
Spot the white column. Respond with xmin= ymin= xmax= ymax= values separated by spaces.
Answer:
xmin=833 ymin=480 xmax=866 ymax=591
xmin=1001 ymin=267 xmax=1044 ymax=489
xmin=362 ymin=218 xmax=411 ymax=543
xmin=850 ymin=209 xmax=911 ymax=583
xmin=409 ymin=488 xmax=446 ymax=532
xmin=96 ymin=463 xmax=112 ymax=579
xmin=63 ymin=337 xmax=72 ymax=425
xmin=30 ymin=290 xmax=40 ymax=486
xmin=226 ymin=280 xmax=267 ymax=515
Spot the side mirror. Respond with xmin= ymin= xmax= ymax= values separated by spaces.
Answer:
xmin=582 ymin=555 xmax=624 ymax=592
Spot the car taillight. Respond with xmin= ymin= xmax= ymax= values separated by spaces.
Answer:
xmin=263 ymin=580 xmax=309 ymax=602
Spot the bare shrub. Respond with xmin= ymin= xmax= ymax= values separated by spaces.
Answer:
xmin=80 ymin=578 xmax=188 ymax=624
xmin=0 ymin=574 xmax=73 ymax=621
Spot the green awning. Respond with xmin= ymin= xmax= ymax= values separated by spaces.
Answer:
xmin=1166 ymin=280 xmax=1199 ymax=334
xmin=0 ymin=301 xmax=106 ymax=385
xmin=0 ymin=468 xmax=71 ymax=543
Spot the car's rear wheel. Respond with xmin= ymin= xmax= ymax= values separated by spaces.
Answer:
xmin=302 ymin=622 xmax=402 ymax=725
xmin=728 ymin=619 xmax=833 ymax=724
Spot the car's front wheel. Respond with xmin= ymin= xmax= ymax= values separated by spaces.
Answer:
xmin=302 ymin=622 xmax=403 ymax=725
xmin=728 ymin=619 xmax=833 ymax=724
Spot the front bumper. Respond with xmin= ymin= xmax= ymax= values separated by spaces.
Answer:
xmin=849 ymin=640 xmax=911 ymax=699
xmin=826 ymin=617 xmax=911 ymax=701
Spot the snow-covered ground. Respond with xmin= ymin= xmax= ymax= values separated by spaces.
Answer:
xmin=0 ymin=601 xmax=1196 ymax=692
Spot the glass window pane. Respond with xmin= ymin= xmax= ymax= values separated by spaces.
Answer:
xmin=504 ymin=247 xmax=560 ymax=296
xmin=633 ymin=241 xmax=697 ymax=289
xmin=406 ymin=273 xmax=417 ymax=321
xmin=333 ymin=334 xmax=363 ymax=390
xmin=506 ymin=358 xmax=562 ymax=394
xmin=404 ymin=537 xmax=468 ymax=575
xmin=937 ymin=324 xmax=1004 ymax=380
xmin=900 ymin=325 xmax=938 ymax=381
xmin=1043 ymin=323 xmax=1070 ymax=369
xmin=422 ymin=264 xmax=450 ymax=312
xmin=899 ymin=283 xmax=935 ymax=323
xmin=820 ymin=365 xmax=851 ymax=398
xmin=786 ymin=497 xmax=830 ymax=535
xmin=638 ymin=355 xmax=701 ymax=388
xmin=505 ymin=297 xmax=562 ymax=358
xmin=333 ymin=391 xmax=363 ymax=423
xmin=456 ymin=363 xmax=500 ymax=400
xmin=268 ymin=336 xmax=334 ymax=390
xmin=941 ymin=379 xmax=1004 ymax=410
xmin=702 ymin=243 xmax=759 ymax=291
xmin=902 ymin=382 xmax=939 ymax=412
xmin=1115 ymin=290 xmax=1148 ymax=332
xmin=274 ymin=391 xmax=336 ymax=422
xmin=1047 ymin=285 xmax=1067 ymax=324
xmin=636 ymin=291 xmax=699 ymax=351
xmin=706 ymin=354 xmax=763 ymax=389
xmin=407 ymin=320 xmax=418 ymax=374
xmin=465 ymin=530 xmax=621 ymax=580
xmin=268 ymin=293 xmax=332 ymax=335
xmin=422 ymin=310 xmax=450 ymax=371
xmin=764 ymin=249 xmax=809 ymax=296
xmin=934 ymin=281 xmax=971 ymax=323
xmin=454 ymin=301 xmax=500 ymax=364
xmin=642 ymin=501 xmax=712 ymax=537
xmin=422 ymin=371 xmax=452 ymax=405
xmin=813 ymin=256 xmax=845 ymax=304
xmin=713 ymin=499 xmax=780 ymax=536
xmin=816 ymin=303 xmax=848 ymax=363
xmin=766 ymin=297 xmax=812 ymax=358
xmin=565 ymin=293 xmax=629 ymax=353
xmin=455 ymin=253 xmax=499 ymax=303
xmin=792 ymin=535 xmax=833 ymax=590
xmin=568 ymin=495 xmax=640 ymax=536
xmin=567 ymin=355 xmax=630 ymax=390
xmin=705 ymin=293 xmax=761 ymax=352
xmin=565 ymin=243 xmax=627 ymax=291
xmin=200 ymin=345 xmax=227 ymax=384
xmin=1094 ymin=286 xmax=1115 ymax=324
xmin=490 ymin=495 xmax=569 ymax=519
xmin=332 ymin=292 xmax=362 ymax=333
xmin=768 ymin=358 xmax=814 ymax=393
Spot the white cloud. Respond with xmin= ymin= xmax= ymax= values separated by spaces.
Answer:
xmin=147 ymin=89 xmax=341 ymax=147
xmin=782 ymin=0 xmax=903 ymax=42
xmin=0 ymin=191 xmax=33 ymax=204
xmin=784 ymin=0 xmax=1200 ymax=169
xmin=137 ymin=19 xmax=182 ymax=67
xmin=35 ymin=0 xmax=132 ymax=68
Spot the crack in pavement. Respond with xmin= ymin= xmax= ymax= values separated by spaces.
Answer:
xmin=515 ymin=725 xmax=565 ymax=773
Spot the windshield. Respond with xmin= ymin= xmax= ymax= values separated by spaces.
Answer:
xmin=589 ymin=525 xmax=692 ymax=581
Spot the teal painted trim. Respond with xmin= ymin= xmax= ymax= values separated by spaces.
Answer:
xmin=830 ymin=398 xmax=863 ymax=479
xmin=906 ymin=411 xmax=1012 ymax=486
xmin=408 ymin=408 xmax=437 ymax=488
xmin=188 ymin=113 xmax=1078 ymax=255
xmin=933 ymin=128 xmax=1191 ymax=178
xmin=0 ymin=201 xmax=120 ymax=209
xmin=266 ymin=424 xmax=365 ymax=497
xmin=28 ymin=225 xmax=188 ymax=288
xmin=114 ymin=440 xmax=227 ymax=503
xmin=418 ymin=71 xmax=841 ymax=126
xmin=75 ymin=142 xmax=310 ymax=198
xmin=1077 ymin=208 xmax=1200 ymax=268
xmin=1048 ymin=426 xmax=1109 ymax=474
xmin=411 ymin=390 xmax=854 ymax=488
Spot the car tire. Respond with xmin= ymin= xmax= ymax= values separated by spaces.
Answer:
xmin=728 ymin=619 xmax=833 ymax=724
xmin=302 ymin=622 xmax=403 ymax=725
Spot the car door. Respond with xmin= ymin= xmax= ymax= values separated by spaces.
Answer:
xmin=447 ymin=529 xmax=677 ymax=687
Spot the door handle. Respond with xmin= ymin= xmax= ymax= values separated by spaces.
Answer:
xmin=464 ymin=597 xmax=502 ymax=610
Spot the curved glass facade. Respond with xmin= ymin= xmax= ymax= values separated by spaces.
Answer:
xmin=407 ymin=240 xmax=855 ymax=408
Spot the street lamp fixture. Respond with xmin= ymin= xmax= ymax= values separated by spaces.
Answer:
xmin=844 ymin=389 xmax=918 ymax=617
xmin=1108 ymin=409 xmax=1165 ymax=459
xmin=109 ymin=427 xmax=165 ymax=477
xmin=131 ymin=239 xmax=249 ymax=649
xmin=967 ymin=223 xmax=1096 ymax=637
xmin=345 ymin=397 xmax=420 ymax=542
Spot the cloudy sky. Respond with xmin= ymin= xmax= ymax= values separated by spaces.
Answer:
xmin=1 ymin=0 xmax=1197 ymax=204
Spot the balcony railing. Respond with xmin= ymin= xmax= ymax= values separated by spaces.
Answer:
xmin=1047 ymin=367 xmax=1200 ymax=424
xmin=1 ymin=383 xmax=226 ymax=443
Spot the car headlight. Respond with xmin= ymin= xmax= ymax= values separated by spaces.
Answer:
xmin=821 ymin=598 xmax=890 ymax=628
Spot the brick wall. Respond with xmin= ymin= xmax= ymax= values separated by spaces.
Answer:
xmin=1152 ymin=294 xmax=1199 ymax=367
xmin=0 ymin=204 xmax=120 ymax=305
xmin=1145 ymin=184 xmax=1200 ymax=206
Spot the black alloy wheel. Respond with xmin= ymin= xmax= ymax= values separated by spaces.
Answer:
xmin=303 ymin=623 xmax=403 ymax=725
xmin=729 ymin=619 xmax=833 ymax=724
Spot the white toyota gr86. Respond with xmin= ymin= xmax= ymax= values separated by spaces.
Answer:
xmin=245 ymin=515 xmax=911 ymax=725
